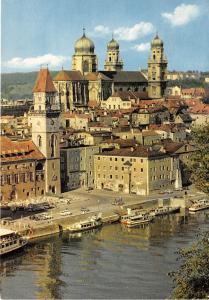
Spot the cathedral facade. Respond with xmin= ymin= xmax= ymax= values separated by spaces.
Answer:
xmin=53 ymin=31 xmax=167 ymax=111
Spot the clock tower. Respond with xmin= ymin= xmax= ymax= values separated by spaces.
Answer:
xmin=30 ymin=68 xmax=61 ymax=195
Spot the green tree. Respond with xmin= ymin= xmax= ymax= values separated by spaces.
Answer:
xmin=169 ymin=232 xmax=209 ymax=299
xmin=190 ymin=123 xmax=209 ymax=193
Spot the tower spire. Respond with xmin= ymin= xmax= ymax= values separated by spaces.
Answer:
xmin=83 ymin=27 xmax=86 ymax=36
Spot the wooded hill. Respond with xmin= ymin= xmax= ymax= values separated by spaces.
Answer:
xmin=1 ymin=71 xmax=209 ymax=100
xmin=1 ymin=71 xmax=58 ymax=100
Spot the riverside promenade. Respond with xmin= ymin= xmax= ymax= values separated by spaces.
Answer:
xmin=1 ymin=187 xmax=206 ymax=242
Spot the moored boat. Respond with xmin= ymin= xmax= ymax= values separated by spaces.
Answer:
xmin=120 ymin=210 xmax=148 ymax=225
xmin=68 ymin=215 xmax=103 ymax=233
xmin=189 ymin=199 xmax=209 ymax=213
xmin=0 ymin=229 xmax=28 ymax=256
xmin=150 ymin=206 xmax=180 ymax=217
xmin=125 ymin=214 xmax=154 ymax=228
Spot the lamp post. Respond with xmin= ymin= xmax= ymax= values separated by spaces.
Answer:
xmin=124 ymin=161 xmax=132 ymax=194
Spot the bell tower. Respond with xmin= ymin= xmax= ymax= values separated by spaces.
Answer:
xmin=30 ymin=68 xmax=61 ymax=195
xmin=104 ymin=36 xmax=123 ymax=71
xmin=72 ymin=28 xmax=98 ymax=74
xmin=148 ymin=34 xmax=167 ymax=98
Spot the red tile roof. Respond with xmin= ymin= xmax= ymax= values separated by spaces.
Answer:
xmin=0 ymin=136 xmax=45 ymax=162
xmin=33 ymin=69 xmax=57 ymax=93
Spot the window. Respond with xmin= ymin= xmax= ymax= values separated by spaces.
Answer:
xmin=98 ymin=157 xmax=100 ymax=160
xmin=14 ymin=174 xmax=19 ymax=184
xmin=50 ymin=134 xmax=57 ymax=157
xmin=110 ymin=175 xmax=112 ymax=179
xmin=141 ymin=168 xmax=143 ymax=172
xmin=115 ymin=167 xmax=118 ymax=170
xmin=115 ymin=158 xmax=117 ymax=161
xmin=141 ymin=159 xmax=143 ymax=163
xmin=37 ymin=135 xmax=42 ymax=147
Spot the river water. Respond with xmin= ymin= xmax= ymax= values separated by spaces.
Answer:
xmin=1 ymin=210 xmax=209 ymax=299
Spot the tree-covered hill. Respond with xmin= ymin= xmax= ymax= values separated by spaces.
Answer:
xmin=1 ymin=71 xmax=58 ymax=100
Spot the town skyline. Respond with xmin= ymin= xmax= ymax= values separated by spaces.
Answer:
xmin=2 ymin=0 xmax=209 ymax=73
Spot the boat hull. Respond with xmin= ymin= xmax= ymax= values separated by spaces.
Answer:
xmin=126 ymin=219 xmax=152 ymax=228
xmin=0 ymin=240 xmax=27 ymax=256
xmin=189 ymin=205 xmax=209 ymax=213
xmin=68 ymin=222 xmax=102 ymax=233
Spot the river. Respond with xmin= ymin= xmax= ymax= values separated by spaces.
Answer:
xmin=1 ymin=210 xmax=209 ymax=299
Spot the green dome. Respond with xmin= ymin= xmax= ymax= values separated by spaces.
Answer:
xmin=151 ymin=34 xmax=163 ymax=47
xmin=75 ymin=32 xmax=95 ymax=54
xmin=107 ymin=38 xmax=119 ymax=50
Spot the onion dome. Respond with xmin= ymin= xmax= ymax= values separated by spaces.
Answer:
xmin=107 ymin=37 xmax=119 ymax=50
xmin=74 ymin=29 xmax=95 ymax=54
xmin=151 ymin=34 xmax=163 ymax=47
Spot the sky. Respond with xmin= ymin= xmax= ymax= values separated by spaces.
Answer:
xmin=1 ymin=0 xmax=209 ymax=73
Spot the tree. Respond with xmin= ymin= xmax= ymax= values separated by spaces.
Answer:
xmin=169 ymin=232 xmax=209 ymax=299
xmin=190 ymin=123 xmax=209 ymax=193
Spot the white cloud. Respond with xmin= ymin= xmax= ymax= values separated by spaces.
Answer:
xmin=91 ymin=22 xmax=155 ymax=41
xmin=113 ymin=22 xmax=155 ymax=41
xmin=4 ymin=54 xmax=70 ymax=69
xmin=94 ymin=25 xmax=110 ymax=35
xmin=132 ymin=43 xmax=150 ymax=52
xmin=161 ymin=3 xmax=200 ymax=26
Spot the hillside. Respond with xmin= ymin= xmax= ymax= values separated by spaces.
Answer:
xmin=1 ymin=71 xmax=209 ymax=100
xmin=1 ymin=71 xmax=58 ymax=100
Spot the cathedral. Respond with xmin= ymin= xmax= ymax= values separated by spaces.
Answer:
xmin=53 ymin=30 xmax=167 ymax=111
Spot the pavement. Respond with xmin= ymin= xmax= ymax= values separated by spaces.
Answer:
xmin=1 ymin=185 xmax=207 ymax=234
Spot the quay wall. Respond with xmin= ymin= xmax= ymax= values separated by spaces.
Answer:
xmin=17 ymin=211 xmax=120 ymax=242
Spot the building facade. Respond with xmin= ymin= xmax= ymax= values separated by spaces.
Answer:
xmin=94 ymin=146 xmax=182 ymax=195
xmin=60 ymin=145 xmax=100 ymax=191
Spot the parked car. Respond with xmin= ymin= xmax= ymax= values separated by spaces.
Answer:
xmin=60 ymin=210 xmax=72 ymax=216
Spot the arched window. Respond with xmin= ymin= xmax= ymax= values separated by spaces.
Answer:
xmin=109 ymin=57 xmax=111 ymax=62
xmin=83 ymin=60 xmax=89 ymax=73
xmin=50 ymin=134 xmax=57 ymax=157
xmin=37 ymin=135 xmax=42 ymax=147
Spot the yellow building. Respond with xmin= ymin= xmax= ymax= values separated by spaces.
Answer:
xmin=94 ymin=145 xmax=182 ymax=195
xmin=101 ymin=92 xmax=132 ymax=110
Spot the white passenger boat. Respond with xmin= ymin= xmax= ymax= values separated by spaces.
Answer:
xmin=121 ymin=210 xmax=149 ymax=225
xmin=68 ymin=215 xmax=103 ymax=233
xmin=125 ymin=214 xmax=154 ymax=228
xmin=150 ymin=206 xmax=180 ymax=217
xmin=189 ymin=199 xmax=209 ymax=213
xmin=0 ymin=229 xmax=28 ymax=256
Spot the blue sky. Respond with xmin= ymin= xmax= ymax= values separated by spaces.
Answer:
xmin=1 ymin=0 xmax=209 ymax=73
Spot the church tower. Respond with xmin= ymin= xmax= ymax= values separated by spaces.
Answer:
xmin=148 ymin=34 xmax=167 ymax=98
xmin=30 ymin=68 xmax=61 ymax=195
xmin=104 ymin=36 xmax=123 ymax=71
xmin=72 ymin=29 xmax=98 ymax=75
